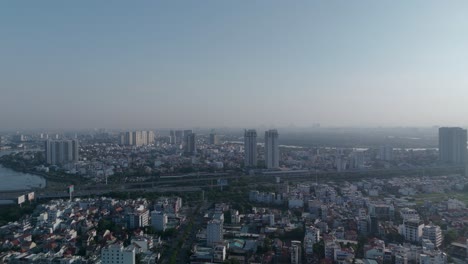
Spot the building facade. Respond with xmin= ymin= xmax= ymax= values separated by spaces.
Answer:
xmin=207 ymin=219 xmax=223 ymax=246
xmin=244 ymin=129 xmax=257 ymax=167
xmin=265 ymin=129 xmax=279 ymax=169
xmin=101 ymin=243 xmax=135 ymax=264
xmin=439 ymin=127 xmax=467 ymax=164
xmin=44 ymin=139 xmax=79 ymax=165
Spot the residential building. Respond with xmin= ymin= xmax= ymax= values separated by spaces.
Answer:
xmin=44 ymin=139 xmax=79 ymax=165
xmin=127 ymin=210 xmax=149 ymax=229
xmin=439 ymin=127 xmax=467 ymax=164
xmin=184 ymin=131 xmax=196 ymax=155
xmin=244 ymin=129 xmax=257 ymax=167
xmin=422 ymin=224 xmax=443 ymax=248
xmin=400 ymin=220 xmax=424 ymax=243
xmin=207 ymin=219 xmax=223 ymax=246
xmin=151 ymin=211 xmax=167 ymax=232
xmin=265 ymin=129 xmax=279 ymax=169
xmin=209 ymin=133 xmax=220 ymax=145
xmin=379 ymin=145 xmax=394 ymax=161
xmin=101 ymin=243 xmax=136 ymax=264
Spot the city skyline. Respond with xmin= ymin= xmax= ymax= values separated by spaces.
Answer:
xmin=2 ymin=1 xmax=468 ymax=129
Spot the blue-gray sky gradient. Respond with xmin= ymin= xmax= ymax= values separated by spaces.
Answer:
xmin=1 ymin=1 xmax=468 ymax=129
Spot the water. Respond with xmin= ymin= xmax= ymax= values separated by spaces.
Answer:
xmin=0 ymin=166 xmax=46 ymax=191
xmin=0 ymin=151 xmax=46 ymax=191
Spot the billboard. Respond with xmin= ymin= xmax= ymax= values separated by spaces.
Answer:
xmin=68 ymin=185 xmax=74 ymax=194
xmin=17 ymin=195 xmax=26 ymax=205
xmin=217 ymin=179 xmax=228 ymax=186
xmin=27 ymin=192 xmax=35 ymax=201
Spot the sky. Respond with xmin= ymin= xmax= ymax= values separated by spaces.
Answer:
xmin=1 ymin=1 xmax=468 ymax=130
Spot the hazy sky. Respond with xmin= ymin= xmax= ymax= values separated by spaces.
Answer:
xmin=1 ymin=1 xmax=468 ymax=130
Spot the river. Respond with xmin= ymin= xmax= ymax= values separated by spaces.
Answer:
xmin=0 ymin=151 xmax=46 ymax=192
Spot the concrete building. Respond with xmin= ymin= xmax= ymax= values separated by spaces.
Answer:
xmin=400 ymin=220 xmax=424 ymax=243
xmin=175 ymin=130 xmax=184 ymax=145
xmin=304 ymin=226 xmax=320 ymax=255
xmin=101 ymin=243 xmax=135 ymax=264
xmin=244 ymin=129 xmax=257 ymax=167
xmin=291 ymin=240 xmax=301 ymax=264
xmin=151 ymin=211 xmax=167 ymax=232
xmin=169 ymin=130 xmax=176 ymax=144
xmin=184 ymin=131 xmax=196 ymax=155
xmin=265 ymin=129 xmax=279 ymax=169
xmin=209 ymin=133 xmax=220 ymax=145
xmin=127 ymin=210 xmax=149 ymax=229
xmin=45 ymin=139 xmax=79 ymax=165
xmin=207 ymin=219 xmax=223 ymax=246
xmin=439 ymin=127 xmax=467 ymax=164
xmin=120 ymin=131 xmax=154 ymax=146
xmin=379 ymin=145 xmax=394 ymax=161
xmin=422 ymin=224 xmax=443 ymax=248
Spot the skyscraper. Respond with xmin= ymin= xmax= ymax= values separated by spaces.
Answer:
xmin=169 ymin=130 xmax=175 ymax=144
xmin=244 ymin=129 xmax=257 ymax=167
xmin=265 ymin=129 xmax=279 ymax=169
xmin=439 ymin=127 xmax=467 ymax=164
xmin=184 ymin=131 xmax=196 ymax=155
xmin=175 ymin=130 xmax=184 ymax=145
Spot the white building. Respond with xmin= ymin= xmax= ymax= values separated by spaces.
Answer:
xmin=244 ymin=129 xmax=257 ymax=167
xmin=120 ymin=131 xmax=155 ymax=146
xmin=422 ymin=224 xmax=443 ymax=248
xmin=419 ymin=250 xmax=447 ymax=264
xmin=101 ymin=243 xmax=135 ymax=264
xmin=207 ymin=219 xmax=223 ymax=246
xmin=265 ymin=129 xmax=279 ymax=169
xmin=213 ymin=245 xmax=226 ymax=262
xmin=400 ymin=220 xmax=424 ymax=243
xmin=127 ymin=210 xmax=149 ymax=229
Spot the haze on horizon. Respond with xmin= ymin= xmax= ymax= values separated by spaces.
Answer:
xmin=1 ymin=1 xmax=468 ymax=130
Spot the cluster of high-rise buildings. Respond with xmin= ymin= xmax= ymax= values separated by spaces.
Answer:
xmin=44 ymin=139 xmax=79 ymax=165
xmin=244 ymin=129 xmax=279 ymax=169
xmin=168 ymin=129 xmax=208 ymax=155
xmin=119 ymin=131 xmax=155 ymax=146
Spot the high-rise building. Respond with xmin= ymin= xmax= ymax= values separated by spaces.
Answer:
xmin=147 ymin=131 xmax=155 ymax=145
xmin=207 ymin=219 xmax=223 ymax=246
xmin=439 ymin=127 xmax=467 ymax=164
xmin=45 ymin=139 xmax=79 ymax=165
xmin=244 ymin=129 xmax=257 ymax=167
xmin=175 ymin=130 xmax=184 ymax=145
xmin=184 ymin=132 xmax=196 ymax=155
xmin=209 ymin=133 xmax=220 ymax=145
xmin=379 ymin=146 xmax=394 ymax=161
xmin=101 ymin=243 xmax=135 ymax=264
xmin=169 ymin=130 xmax=176 ymax=144
xmin=265 ymin=129 xmax=279 ymax=169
